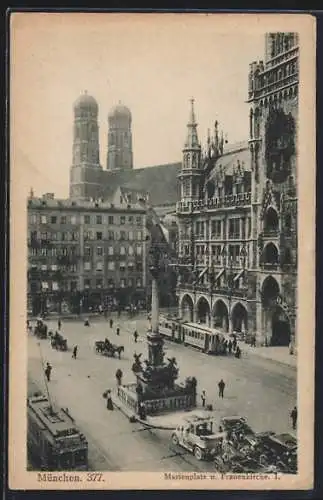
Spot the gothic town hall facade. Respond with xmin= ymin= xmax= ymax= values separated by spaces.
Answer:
xmin=176 ymin=32 xmax=298 ymax=348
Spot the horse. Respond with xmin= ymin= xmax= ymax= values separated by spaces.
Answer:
xmin=111 ymin=345 xmax=124 ymax=359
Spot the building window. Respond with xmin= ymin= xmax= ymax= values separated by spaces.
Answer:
xmin=108 ymin=279 xmax=114 ymax=288
xmin=136 ymin=245 xmax=142 ymax=256
xmin=62 ymin=247 xmax=68 ymax=256
xmin=51 ymin=248 xmax=57 ymax=256
xmin=61 ymin=232 xmax=67 ymax=241
xmin=41 ymin=264 xmax=47 ymax=271
xmin=52 ymin=281 xmax=59 ymax=291
xmin=30 ymin=214 xmax=37 ymax=224
xmin=119 ymin=262 xmax=126 ymax=272
xmin=96 ymin=278 xmax=103 ymax=288
xmin=108 ymin=231 xmax=114 ymax=240
xmin=60 ymin=216 xmax=67 ymax=224
xmin=136 ymin=278 xmax=142 ymax=287
xmin=128 ymin=245 xmax=134 ymax=256
xmin=41 ymin=248 xmax=47 ymax=256
xmin=51 ymin=216 xmax=57 ymax=224
xmin=71 ymin=215 xmax=77 ymax=225
xmin=120 ymin=216 xmax=126 ymax=225
xmin=84 ymin=262 xmax=91 ymax=271
xmin=120 ymin=279 xmax=126 ymax=288
xmin=108 ymin=246 xmax=114 ymax=256
xmin=84 ymin=247 xmax=91 ymax=257
xmin=71 ymin=281 xmax=77 ymax=291
xmin=71 ymin=232 xmax=79 ymax=241
xmin=108 ymin=261 xmax=115 ymax=271
xmin=84 ymin=215 xmax=91 ymax=224
xmin=97 ymin=247 xmax=103 ymax=256
xmin=128 ymin=216 xmax=133 ymax=224
xmin=120 ymin=230 xmax=126 ymax=240
xmin=129 ymin=231 xmax=134 ymax=241
xmin=96 ymin=261 xmax=103 ymax=272
xmin=96 ymin=232 xmax=103 ymax=240
xmin=136 ymin=262 xmax=143 ymax=272
xmin=84 ymin=279 xmax=91 ymax=289
xmin=41 ymin=215 xmax=47 ymax=224
xmin=51 ymin=264 xmax=58 ymax=271
xmin=96 ymin=215 xmax=102 ymax=225
xmin=137 ymin=231 xmax=142 ymax=241
xmin=128 ymin=278 xmax=134 ymax=288
xmin=211 ymin=220 xmax=221 ymax=238
xmin=108 ymin=215 xmax=114 ymax=224
xmin=69 ymin=264 xmax=77 ymax=272
xmin=120 ymin=246 xmax=126 ymax=256
xmin=229 ymin=218 xmax=240 ymax=239
xmin=41 ymin=281 xmax=49 ymax=290
xmin=136 ymin=216 xmax=142 ymax=226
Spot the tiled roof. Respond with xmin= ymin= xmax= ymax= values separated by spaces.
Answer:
xmin=102 ymin=163 xmax=182 ymax=207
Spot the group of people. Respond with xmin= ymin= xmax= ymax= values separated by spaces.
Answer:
xmin=201 ymin=379 xmax=226 ymax=408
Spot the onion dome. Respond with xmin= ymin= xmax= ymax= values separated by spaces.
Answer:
xmin=73 ymin=91 xmax=98 ymax=114
xmin=108 ymin=101 xmax=131 ymax=121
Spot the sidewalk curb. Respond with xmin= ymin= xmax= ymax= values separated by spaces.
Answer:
xmin=243 ymin=348 xmax=297 ymax=370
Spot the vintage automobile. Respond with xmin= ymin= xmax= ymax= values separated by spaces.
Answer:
xmin=221 ymin=416 xmax=255 ymax=442
xmin=255 ymin=432 xmax=297 ymax=473
xmin=171 ymin=415 xmax=226 ymax=461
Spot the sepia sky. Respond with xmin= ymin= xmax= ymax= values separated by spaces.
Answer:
xmin=11 ymin=13 xmax=266 ymax=198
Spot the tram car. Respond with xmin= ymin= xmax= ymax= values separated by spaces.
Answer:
xmin=159 ymin=315 xmax=183 ymax=343
xmin=27 ymin=392 xmax=88 ymax=471
xmin=181 ymin=322 xmax=230 ymax=355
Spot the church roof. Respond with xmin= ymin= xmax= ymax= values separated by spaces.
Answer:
xmin=108 ymin=102 xmax=132 ymax=120
xmin=102 ymin=162 xmax=182 ymax=207
xmin=73 ymin=92 xmax=98 ymax=112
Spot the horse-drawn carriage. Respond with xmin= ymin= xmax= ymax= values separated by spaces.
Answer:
xmin=50 ymin=331 xmax=68 ymax=351
xmin=34 ymin=319 xmax=48 ymax=339
xmin=95 ymin=339 xmax=124 ymax=359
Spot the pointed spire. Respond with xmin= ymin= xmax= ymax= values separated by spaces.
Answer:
xmin=29 ymin=187 xmax=34 ymax=199
xmin=184 ymin=98 xmax=200 ymax=150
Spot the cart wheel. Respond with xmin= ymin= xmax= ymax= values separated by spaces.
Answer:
xmin=194 ymin=446 xmax=203 ymax=461
xmin=171 ymin=434 xmax=179 ymax=446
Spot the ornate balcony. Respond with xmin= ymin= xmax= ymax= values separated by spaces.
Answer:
xmin=176 ymin=192 xmax=251 ymax=214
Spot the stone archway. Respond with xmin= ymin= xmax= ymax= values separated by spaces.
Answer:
xmin=231 ymin=302 xmax=248 ymax=335
xmin=180 ymin=294 xmax=194 ymax=322
xmin=196 ymin=297 xmax=211 ymax=325
xmin=271 ymin=306 xmax=291 ymax=346
xmin=261 ymin=275 xmax=280 ymax=307
xmin=212 ymin=299 xmax=229 ymax=332
xmin=261 ymin=276 xmax=291 ymax=346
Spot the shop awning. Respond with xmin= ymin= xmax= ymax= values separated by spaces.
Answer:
xmin=233 ymin=269 xmax=245 ymax=283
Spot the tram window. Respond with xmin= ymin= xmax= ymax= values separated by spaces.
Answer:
xmin=59 ymin=452 xmax=74 ymax=470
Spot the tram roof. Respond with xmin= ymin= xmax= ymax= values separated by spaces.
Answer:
xmin=181 ymin=322 xmax=229 ymax=336
xmin=28 ymin=394 xmax=79 ymax=439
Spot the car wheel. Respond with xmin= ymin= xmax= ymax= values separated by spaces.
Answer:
xmin=172 ymin=434 xmax=179 ymax=446
xmin=194 ymin=446 xmax=203 ymax=460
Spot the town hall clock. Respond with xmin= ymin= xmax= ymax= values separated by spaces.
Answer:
xmin=265 ymin=109 xmax=295 ymax=184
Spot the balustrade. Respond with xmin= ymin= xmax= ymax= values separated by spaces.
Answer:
xmin=176 ymin=192 xmax=251 ymax=214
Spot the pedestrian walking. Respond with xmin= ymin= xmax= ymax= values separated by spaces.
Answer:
xmin=44 ymin=362 xmax=52 ymax=382
xmin=228 ymin=340 xmax=232 ymax=354
xmin=133 ymin=330 xmax=138 ymax=343
xmin=58 ymin=318 xmax=62 ymax=330
xmin=110 ymin=318 xmax=113 ymax=329
xmin=235 ymin=345 xmax=241 ymax=358
xmin=72 ymin=345 xmax=78 ymax=359
xmin=290 ymin=406 xmax=297 ymax=430
xmin=218 ymin=379 xmax=225 ymax=398
xmin=116 ymin=327 xmax=120 ymax=336
xmin=116 ymin=368 xmax=123 ymax=386
xmin=232 ymin=338 xmax=237 ymax=351
xmin=106 ymin=390 xmax=114 ymax=411
xmin=201 ymin=390 xmax=206 ymax=408
xmin=251 ymin=335 xmax=256 ymax=347
xmin=84 ymin=318 xmax=90 ymax=327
